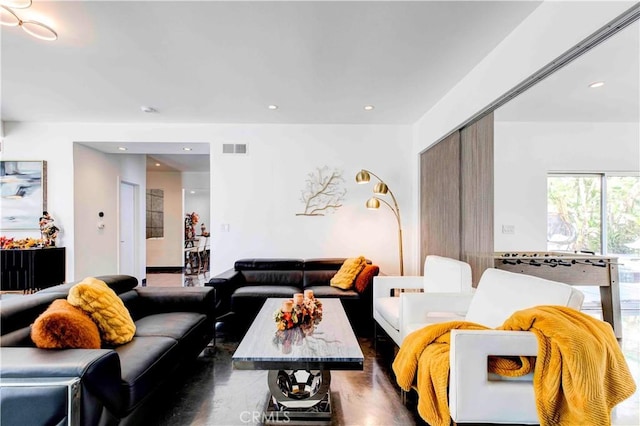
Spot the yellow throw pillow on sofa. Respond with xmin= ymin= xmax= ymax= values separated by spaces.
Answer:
xmin=67 ymin=277 xmax=136 ymax=345
xmin=330 ymin=256 xmax=367 ymax=290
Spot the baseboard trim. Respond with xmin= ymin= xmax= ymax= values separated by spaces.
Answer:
xmin=146 ymin=266 xmax=183 ymax=274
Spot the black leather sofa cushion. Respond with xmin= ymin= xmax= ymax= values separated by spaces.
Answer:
xmin=303 ymin=258 xmax=347 ymax=270
xmin=242 ymin=270 xmax=304 ymax=286
xmin=114 ymin=336 xmax=179 ymax=415
xmin=306 ymin=285 xmax=360 ymax=299
xmin=235 ymin=259 xmax=304 ymax=271
xmin=303 ymin=270 xmax=337 ymax=288
xmin=36 ymin=275 xmax=138 ymax=296
xmin=231 ymin=285 xmax=301 ymax=300
xmin=0 ymin=347 xmax=123 ymax=418
xmin=134 ymin=312 xmax=207 ymax=341
xmin=0 ymin=292 xmax=60 ymax=343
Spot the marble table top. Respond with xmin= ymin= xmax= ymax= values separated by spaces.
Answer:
xmin=233 ymin=298 xmax=364 ymax=371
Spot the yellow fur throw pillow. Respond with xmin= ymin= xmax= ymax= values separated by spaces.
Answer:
xmin=330 ymin=256 xmax=367 ymax=290
xmin=67 ymin=277 xmax=136 ymax=345
xmin=31 ymin=299 xmax=101 ymax=349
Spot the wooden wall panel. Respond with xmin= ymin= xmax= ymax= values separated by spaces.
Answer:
xmin=461 ymin=112 xmax=494 ymax=286
xmin=420 ymin=132 xmax=461 ymax=270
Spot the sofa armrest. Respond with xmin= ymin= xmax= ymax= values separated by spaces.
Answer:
xmin=207 ymin=268 xmax=242 ymax=286
xmin=373 ymin=276 xmax=423 ymax=300
xmin=133 ymin=287 xmax=215 ymax=317
xmin=207 ymin=268 xmax=243 ymax=316
xmin=449 ymin=330 xmax=538 ymax=423
xmin=0 ymin=347 xmax=123 ymax=417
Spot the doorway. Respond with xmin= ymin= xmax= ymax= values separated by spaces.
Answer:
xmin=119 ymin=180 xmax=138 ymax=277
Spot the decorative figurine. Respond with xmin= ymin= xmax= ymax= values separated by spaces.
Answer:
xmin=39 ymin=211 xmax=60 ymax=246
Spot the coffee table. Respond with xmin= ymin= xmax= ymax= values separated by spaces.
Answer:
xmin=233 ymin=298 xmax=364 ymax=424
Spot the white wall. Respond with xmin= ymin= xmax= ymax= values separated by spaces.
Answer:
xmin=412 ymin=1 xmax=635 ymax=154
xmin=73 ymin=144 xmax=146 ymax=281
xmin=494 ymin=121 xmax=640 ymax=251
xmin=2 ymin=122 xmax=414 ymax=279
xmin=146 ymin=171 xmax=183 ymax=267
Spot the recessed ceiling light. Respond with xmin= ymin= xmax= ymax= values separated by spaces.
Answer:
xmin=268 ymin=105 xmax=278 ymax=110
xmin=155 ymin=163 xmax=161 ymax=167
xmin=118 ymin=147 xmax=127 ymax=151
xmin=140 ymin=106 xmax=158 ymax=113
xmin=589 ymin=81 xmax=605 ymax=88
xmin=190 ymin=190 xmax=196 ymax=194
xmin=183 ymin=147 xmax=192 ymax=151
xmin=364 ymin=105 xmax=375 ymax=111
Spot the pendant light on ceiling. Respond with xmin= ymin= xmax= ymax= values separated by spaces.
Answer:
xmin=0 ymin=0 xmax=57 ymax=41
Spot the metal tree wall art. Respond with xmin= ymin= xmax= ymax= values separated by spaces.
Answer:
xmin=296 ymin=167 xmax=347 ymax=216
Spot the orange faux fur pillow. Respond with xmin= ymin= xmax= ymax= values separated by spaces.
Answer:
xmin=31 ymin=299 xmax=101 ymax=349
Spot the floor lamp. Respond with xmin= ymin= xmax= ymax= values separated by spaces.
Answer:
xmin=355 ymin=169 xmax=404 ymax=276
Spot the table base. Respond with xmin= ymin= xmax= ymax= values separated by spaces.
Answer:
xmin=265 ymin=370 xmax=331 ymax=425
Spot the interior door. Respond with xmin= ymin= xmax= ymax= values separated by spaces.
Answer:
xmin=119 ymin=181 xmax=136 ymax=277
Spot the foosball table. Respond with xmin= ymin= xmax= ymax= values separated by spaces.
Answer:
xmin=494 ymin=251 xmax=622 ymax=338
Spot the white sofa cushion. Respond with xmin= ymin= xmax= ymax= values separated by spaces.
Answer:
xmin=423 ymin=256 xmax=472 ymax=293
xmin=374 ymin=297 xmax=400 ymax=331
xmin=465 ymin=268 xmax=585 ymax=328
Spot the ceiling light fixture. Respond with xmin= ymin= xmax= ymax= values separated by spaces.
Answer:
xmin=190 ymin=191 xmax=196 ymax=194
xmin=118 ymin=147 xmax=128 ymax=151
xmin=589 ymin=81 xmax=605 ymax=88
xmin=364 ymin=105 xmax=375 ymax=111
xmin=155 ymin=163 xmax=161 ymax=167
xmin=140 ymin=106 xmax=157 ymax=113
xmin=0 ymin=2 xmax=57 ymax=41
xmin=1 ymin=1 xmax=32 ymax=9
xmin=183 ymin=147 xmax=192 ymax=151
xmin=268 ymin=105 xmax=278 ymax=110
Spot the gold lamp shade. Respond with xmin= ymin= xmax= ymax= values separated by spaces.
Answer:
xmin=366 ymin=197 xmax=380 ymax=209
xmin=355 ymin=170 xmax=371 ymax=184
xmin=355 ymin=167 xmax=404 ymax=275
xmin=373 ymin=182 xmax=388 ymax=195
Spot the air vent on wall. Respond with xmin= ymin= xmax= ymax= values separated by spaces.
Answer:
xmin=222 ymin=143 xmax=247 ymax=154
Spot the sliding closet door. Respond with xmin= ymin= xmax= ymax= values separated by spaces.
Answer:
xmin=460 ymin=112 xmax=494 ymax=286
xmin=420 ymin=132 xmax=461 ymax=269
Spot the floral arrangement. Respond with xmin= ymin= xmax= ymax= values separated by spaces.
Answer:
xmin=1 ymin=236 xmax=46 ymax=249
xmin=185 ymin=212 xmax=200 ymax=240
xmin=274 ymin=291 xmax=323 ymax=331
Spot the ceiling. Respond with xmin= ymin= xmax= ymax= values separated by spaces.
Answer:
xmin=496 ymin=20 xmax=639 ymax=123
xmin=1 ymin=0 xmax=542 ymax=125
xmin=76 ymin=142 xmax=210 ymax=172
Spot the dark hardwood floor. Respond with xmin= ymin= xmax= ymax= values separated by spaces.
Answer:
xmin=146 ymin=311 xmax=639 ymax=426
xmin=148 ymin=335 xmax=424 ymax=426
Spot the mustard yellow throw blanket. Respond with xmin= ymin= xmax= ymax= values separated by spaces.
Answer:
xmin=393 ymin=306 xmax=636 ymax=426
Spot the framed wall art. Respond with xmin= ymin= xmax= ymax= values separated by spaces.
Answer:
xmin=0 ymin=161 xmax=47 ymax=230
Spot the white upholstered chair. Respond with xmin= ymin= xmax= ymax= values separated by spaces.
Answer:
xmin=373 ymin=255 xmax=473 ymax=346
xmin=406 ymin=268 xmax=584 ymax=424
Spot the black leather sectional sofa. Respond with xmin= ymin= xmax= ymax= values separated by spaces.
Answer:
xmin=208 ymin=258 xmax=376 ymax=336
xmin=0 ymin=275 xmax=215 ymax=425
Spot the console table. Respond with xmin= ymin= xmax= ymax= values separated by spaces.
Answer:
xmin=1 ymin=247 xmax=66 ymax=292
xmin=494 ymin=251 xmax=621 ymax=338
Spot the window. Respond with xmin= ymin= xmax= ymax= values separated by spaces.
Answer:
xmin=547 ymin=174 xmax=640 ymax=307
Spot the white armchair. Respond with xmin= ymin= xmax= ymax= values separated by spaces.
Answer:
xmin=373 ymin=255 xmax=473 ymax=346
xmin=416 ymin=268 xmax=585 ymax=424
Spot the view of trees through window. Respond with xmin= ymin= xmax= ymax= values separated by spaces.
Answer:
xmin=547 ymin=174 xmax=640 ymax=306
